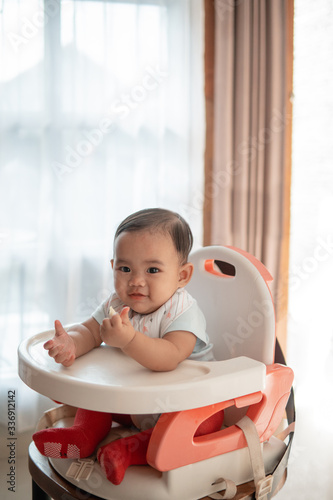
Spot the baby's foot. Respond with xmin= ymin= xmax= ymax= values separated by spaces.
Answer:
xmin=33 ymin=427 xmax=98 ymax=459
xmin=97 ymin=428 xmax=153 ymax=485
xmin=97 ymin=439 xmax=130 ymax=485
xmin=33 ymin=408 xmax=113 ymax=459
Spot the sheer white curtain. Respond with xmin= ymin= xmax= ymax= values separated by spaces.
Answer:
xmin=0 ymin=0 xmax=205 ymax=430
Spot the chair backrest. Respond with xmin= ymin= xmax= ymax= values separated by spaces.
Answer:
xmin=187 ymin=246 xmax=275 ymax=365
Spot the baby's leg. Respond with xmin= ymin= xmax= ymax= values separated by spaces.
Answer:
xmin=97 ymin=410 xmax=224 ymax=484
xmin=33 ymin=408 xmax=112 ymax=458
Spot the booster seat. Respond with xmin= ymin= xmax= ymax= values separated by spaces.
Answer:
xmin=18 ymin=246 xmax=295 ymax=500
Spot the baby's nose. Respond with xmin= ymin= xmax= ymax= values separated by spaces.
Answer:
xmin=129 ymin=273 xmax=145 ymax=286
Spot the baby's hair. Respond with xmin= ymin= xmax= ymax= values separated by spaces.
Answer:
xmin=114 ymin=208 xmax=193 ymax=264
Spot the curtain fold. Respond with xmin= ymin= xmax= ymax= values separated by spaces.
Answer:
xmin=205 ymin=0 xmax=293 ymax=352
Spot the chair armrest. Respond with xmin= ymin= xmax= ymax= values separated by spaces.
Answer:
xmin=147 ymin=364 xmax=293 ymax=471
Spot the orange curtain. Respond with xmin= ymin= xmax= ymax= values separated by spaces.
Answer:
xmin=204 ymin=0 xmax=294 ymax=353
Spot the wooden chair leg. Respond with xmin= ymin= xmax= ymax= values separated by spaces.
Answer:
xmin=32 ymin=479 xmax=51 ymax=500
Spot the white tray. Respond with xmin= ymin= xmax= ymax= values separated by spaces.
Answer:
xmin=18 ymin=331 xmax=265 ymax=414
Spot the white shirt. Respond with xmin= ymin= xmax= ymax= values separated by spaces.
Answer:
xmin=92 ymin=288 xmax=214 ymax=361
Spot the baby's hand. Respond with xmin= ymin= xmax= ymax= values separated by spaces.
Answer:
xmin=43 ymin=320 xmax=76 ymax=367
xmin=100 ymin=307 xmax=136 ymax=349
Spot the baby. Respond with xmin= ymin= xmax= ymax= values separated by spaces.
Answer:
xmin=33 ymin=208 xmax=223 ymax=484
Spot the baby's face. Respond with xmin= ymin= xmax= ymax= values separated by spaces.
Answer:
xmin=112 ymin=230 xmax=192 ymax=314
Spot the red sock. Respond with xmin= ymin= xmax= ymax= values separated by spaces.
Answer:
xmin=33 ymin=408 xmax=112 ymax=459
xmin=97 ymin=427 xmax=153 ymax=485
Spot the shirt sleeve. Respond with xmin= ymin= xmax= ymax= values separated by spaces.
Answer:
xmin=162 ymin=300 xmax=206 ymax=341
xmin=91 ymin=293 xmax=126 ymax=325
xmin=91 ymin=298 xmax=109 ymax=324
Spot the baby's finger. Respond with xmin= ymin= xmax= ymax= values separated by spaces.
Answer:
xmin=47 ymin=344 xmax=63 ymax=358
xmin=110 ymin=314 xmax=122 ymax=327
xmin=61 ymin=355 xmax=75 ymax=367
xmin=120 ymin=307 xmax=131 ymax=324
xmin=54 ymin=319 xmax=67 ymax=337
xmin=43 ymin=339 xmax=54 ymax=350
xmin=102 ymin=317 xmax=113 ymax=330
xmin=54 ymin=351 xmax=75 ymax=366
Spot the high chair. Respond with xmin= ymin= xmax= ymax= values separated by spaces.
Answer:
xmin=18 ymin=246 xmax=295 ymax=500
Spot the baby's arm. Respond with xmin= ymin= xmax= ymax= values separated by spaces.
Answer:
xmin=100 ymin=308 xmax=197 ymax=372
xmin=44 ymin=317 xmax=102 ymax=367
xmin=124 ymin=329 xmax=197 ymax=371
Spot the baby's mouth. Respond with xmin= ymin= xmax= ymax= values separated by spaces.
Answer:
xmin=129 ymin=293 xmax=147 ymax=300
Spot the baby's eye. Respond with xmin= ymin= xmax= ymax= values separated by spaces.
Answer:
xmin=147 ymin=267 xmax=159 ymax=274
xmin=119 ymin=266 xmax=131 ymax=273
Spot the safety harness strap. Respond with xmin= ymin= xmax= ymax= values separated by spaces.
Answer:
xmin=236 ymin=416 xmax=273 ymax=500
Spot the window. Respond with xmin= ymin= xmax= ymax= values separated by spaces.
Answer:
xmin=0 ymin=0 xmax=205 ymax=428
xmin=284 ymin=1 xmax=333 ymax=496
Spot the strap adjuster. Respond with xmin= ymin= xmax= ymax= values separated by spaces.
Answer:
xmin=66 ymin=458 xmax=95 ymax=481
xmin=256 ymin=474 xmax=273 ymax=499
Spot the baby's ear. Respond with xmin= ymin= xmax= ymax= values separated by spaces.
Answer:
xmin=178 ymin=262 xmax=194 ymax=287
xmin=111 ymin=259 xmax=114 ymax=269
